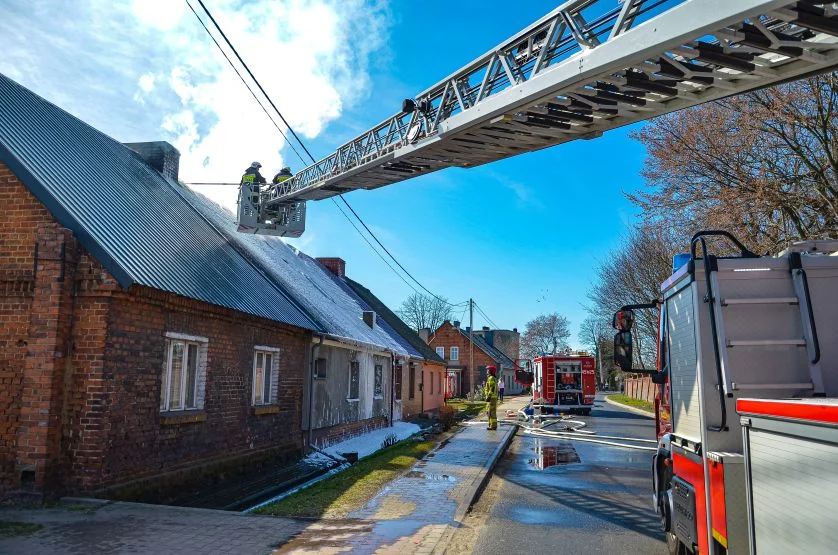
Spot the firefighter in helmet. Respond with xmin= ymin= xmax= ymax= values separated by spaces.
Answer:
xmin=484 ymin=365 xmax=499 ymax=431
xmin=272 ymin=166 xmax=293 ymax=184
xmin=241 ymin=161 xmax=266 ymax=207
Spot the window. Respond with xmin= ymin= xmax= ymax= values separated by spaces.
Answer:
xmin=409 ymin=365 xmax=416 ymax=399
xmin=395 ymin=365 xmax=403 ymax=401
xmin=348 ymin=361 xmax=360 ymax=400
xmin=450 ymin=346 xmax=459 ymax=361
xmin=315 ymin=357 xmax=328 ymax=379
xmin=436 ymin=346 xmax=445 ymax=359
xmin=252 ymin=347 xmax=280 ymax=406
xmin=374 ymin=364 xmax=383 ymax=398
xmin=160 ymin=333 xmax=207 ymax=412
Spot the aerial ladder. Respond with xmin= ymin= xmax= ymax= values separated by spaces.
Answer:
xmin=235 ymin=0 xmax=838 ymax=236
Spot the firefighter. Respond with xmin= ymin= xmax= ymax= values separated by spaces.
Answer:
xmin=484 ymin=365 xmax=499 ymax=431
xmin=272 ymin=166 xmax=293 ymax=184
xmin=241 ymin=161 xmax=266 ymax=206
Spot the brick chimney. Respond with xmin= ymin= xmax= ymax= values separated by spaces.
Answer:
xmin=317 ymin=257 xmax=346 ymax=277
xmin=418 ymin=328 xmax=430 ymax=343
xmin=453 ymin=320 xmax=460 ymax=328
xmin=125 ymin=141 xmax=180 ymax=182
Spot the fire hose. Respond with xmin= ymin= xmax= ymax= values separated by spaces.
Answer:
xmin=507 ymin=409 xmax=657 ymax=452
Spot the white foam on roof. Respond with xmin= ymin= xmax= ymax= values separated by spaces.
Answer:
xmin=185 ymin=189 xmax=408 ymax=355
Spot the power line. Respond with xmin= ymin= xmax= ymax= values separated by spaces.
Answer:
xmin=194 ymin=0 xmax=316 ymax=164
xmin=184 ymin=0 xmax=308 ymax=167
xmin=473 ymin=301 xmax=500 ymax=329
xmin=188 ymin=0 xmax=454 ymax=306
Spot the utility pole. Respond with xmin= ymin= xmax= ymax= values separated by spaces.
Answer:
xmin=469 ymin=298 xmax=474 ymax=397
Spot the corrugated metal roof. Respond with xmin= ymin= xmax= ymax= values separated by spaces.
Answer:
xmin=343 ymin=277 xmax=445 ymax=365
xmin=184 ymin=189 xmax=409 ymax=355
xmin=327 ymin=275 xmax=424 ymax=360
xmin=0 ymin=73 xmax=319 ymax=331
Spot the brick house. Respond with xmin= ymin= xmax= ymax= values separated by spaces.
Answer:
xmin=428 ymin=321 xmax=516 ymax=397
xmin=336 ymin=267 xmax=447 ymax=418
xmin=0 ymin=74 xmax=322 ymax=501
xmin=473 ymin=326 xmax=524 ymax=395
xmin=0 ymin=74 xmax=412 ymax=501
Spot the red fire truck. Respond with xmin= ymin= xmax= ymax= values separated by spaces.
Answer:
xmin=614 ymin=232 xmax=838 ymax=555
xmin=532 ymin=353 xmax=596 ymax=415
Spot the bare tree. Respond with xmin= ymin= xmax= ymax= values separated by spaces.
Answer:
xmin=587 ymin=224 xmax=676 ymax=369
xmin=630 ymin=74 xmax=838 ymax=254
xmin=397 ymin=293 xmax=453 ymax=332
xmin=521 ymin=313 xmax=571 ymax=360
xmin=579 ymin=315 xmax=614 ymax=386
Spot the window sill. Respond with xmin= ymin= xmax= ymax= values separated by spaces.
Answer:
xmin=252 ymin=405 xmax=280 ymax=416
xmin=160 ymin=411 xmax=207 ymax=426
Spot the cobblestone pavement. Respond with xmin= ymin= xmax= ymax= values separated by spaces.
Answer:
xmin=0 ymin=397 xmax=528 ymax=555
xmin=275 ymin=396 xmax=529 ymax=554
xmin=0 ymin=501 xmax=308 ymax=555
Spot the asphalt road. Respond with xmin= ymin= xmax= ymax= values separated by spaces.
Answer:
xmin=471 ymin=393 xmax=668 ymax=555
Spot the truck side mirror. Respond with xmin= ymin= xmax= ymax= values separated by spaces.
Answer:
xmin=612 ymin=309 xmax=635 ymax=331
xmin=614 ymin=330 xmax=633 ymax=369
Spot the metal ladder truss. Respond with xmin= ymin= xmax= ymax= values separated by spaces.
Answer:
xmin=264 ymin=0 xmax=838 ymax=205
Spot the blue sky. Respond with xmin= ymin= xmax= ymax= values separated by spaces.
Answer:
xmin=0 ymin=0 xmax=649 ymax=346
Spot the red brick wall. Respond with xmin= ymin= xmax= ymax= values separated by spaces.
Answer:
xmin=429 ymin=322 xmax=496 ymax=396
xmin=0 ymin=162 xmax=312 ymax=500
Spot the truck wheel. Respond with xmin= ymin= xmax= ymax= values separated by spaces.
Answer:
xmin=581 ymin=408 xmax=591 ymax=416
xmin=666 ymin=532 xmax=687 ymax=555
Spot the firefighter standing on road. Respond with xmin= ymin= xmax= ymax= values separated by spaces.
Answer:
xmin=241 ymin=161 xmax=266 ymax=207
xmin=484 ymin=365 xmax=499 ymax=431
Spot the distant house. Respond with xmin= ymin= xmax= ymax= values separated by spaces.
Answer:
xmin=337 ymin=271 xmax=447 ymax=418
xmin=428 ymin=321 xmax=520 ymax=397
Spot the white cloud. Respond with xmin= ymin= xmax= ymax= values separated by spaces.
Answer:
xmin=0 ymin=0 xmax=391 ymax=213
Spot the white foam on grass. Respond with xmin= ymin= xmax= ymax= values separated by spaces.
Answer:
xmin=323 ymin=421 xmax=421 ymax=460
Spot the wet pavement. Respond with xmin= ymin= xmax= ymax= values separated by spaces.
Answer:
xmin=472 ymin=393 xmax=668 ymax=555
xmin=274 ymin=396 xmax=529 ymax=554
xmin=0 ymin=397 xmax=528 ymax=555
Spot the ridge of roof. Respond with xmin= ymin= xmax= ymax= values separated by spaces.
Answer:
xmin=344 ymin=277 xmax=446 ymax=365
xmin=0 ymin=73 xmax=320 ymax=331
xmin=456 ymin=327 xmax=515 ymax=368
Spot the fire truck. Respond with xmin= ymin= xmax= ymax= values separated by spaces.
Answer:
xmin=613 ymin=231 xmax=838 ymax=555
xmin=532 ymin=353 xmax=597 ymax=415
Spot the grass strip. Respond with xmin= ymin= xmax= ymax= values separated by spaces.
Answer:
xmin=607 ymin=394 xmax=655 ymax=413
xmin=256 ymin=438 xmax=436 ymax=518
xmin=0 ymin=521 xmax=43 ymax=538
xmin=444 ymin=400 xmax=486 ymax=417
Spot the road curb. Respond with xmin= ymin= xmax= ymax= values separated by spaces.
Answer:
xmin=604 ymin=396 xmax=655 ymax=419
xmin=434 ymin=420 xmax=519 ymax=554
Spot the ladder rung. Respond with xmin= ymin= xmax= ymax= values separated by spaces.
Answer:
xmin=721 ymin=297 xmax=798 ymax=306
xmin=727 ymin=339 xmax=806 ymax=347
xmin=732 ymin=382 xmax=814 ymax=391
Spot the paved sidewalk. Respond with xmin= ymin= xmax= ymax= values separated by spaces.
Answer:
xmin=0 ymin=501 xmax=308 ymax=555
xmin=0 ymin=396 xmax=530 ymax=555
xmin=275 ymin=396 xmax=529 ymax=554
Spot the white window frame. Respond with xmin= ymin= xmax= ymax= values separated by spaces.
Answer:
xmin=160 ymin=332 xmax=208 ymax=413
xmin=450 ymin=346 xmax=459 ymax=361
xmin=252 ymin=346 xmax=281 ymax=406
xmin=436 ymin=346 xmax=445 ymax=359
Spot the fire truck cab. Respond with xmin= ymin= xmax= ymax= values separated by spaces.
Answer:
xmin=532 ymin=353 xmax=597 ymax=415
xmin=615 ymin=232 xmax=838 ymax=555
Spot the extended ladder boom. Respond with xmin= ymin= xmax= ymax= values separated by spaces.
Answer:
xmin=241 ymin=0 xmax=838 ymax=235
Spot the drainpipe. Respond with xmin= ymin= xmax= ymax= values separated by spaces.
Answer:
xmin=307 ymin=334 xmax=324 ymax=451
xmin=389 ymin=352 xmax=395 ymax=427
